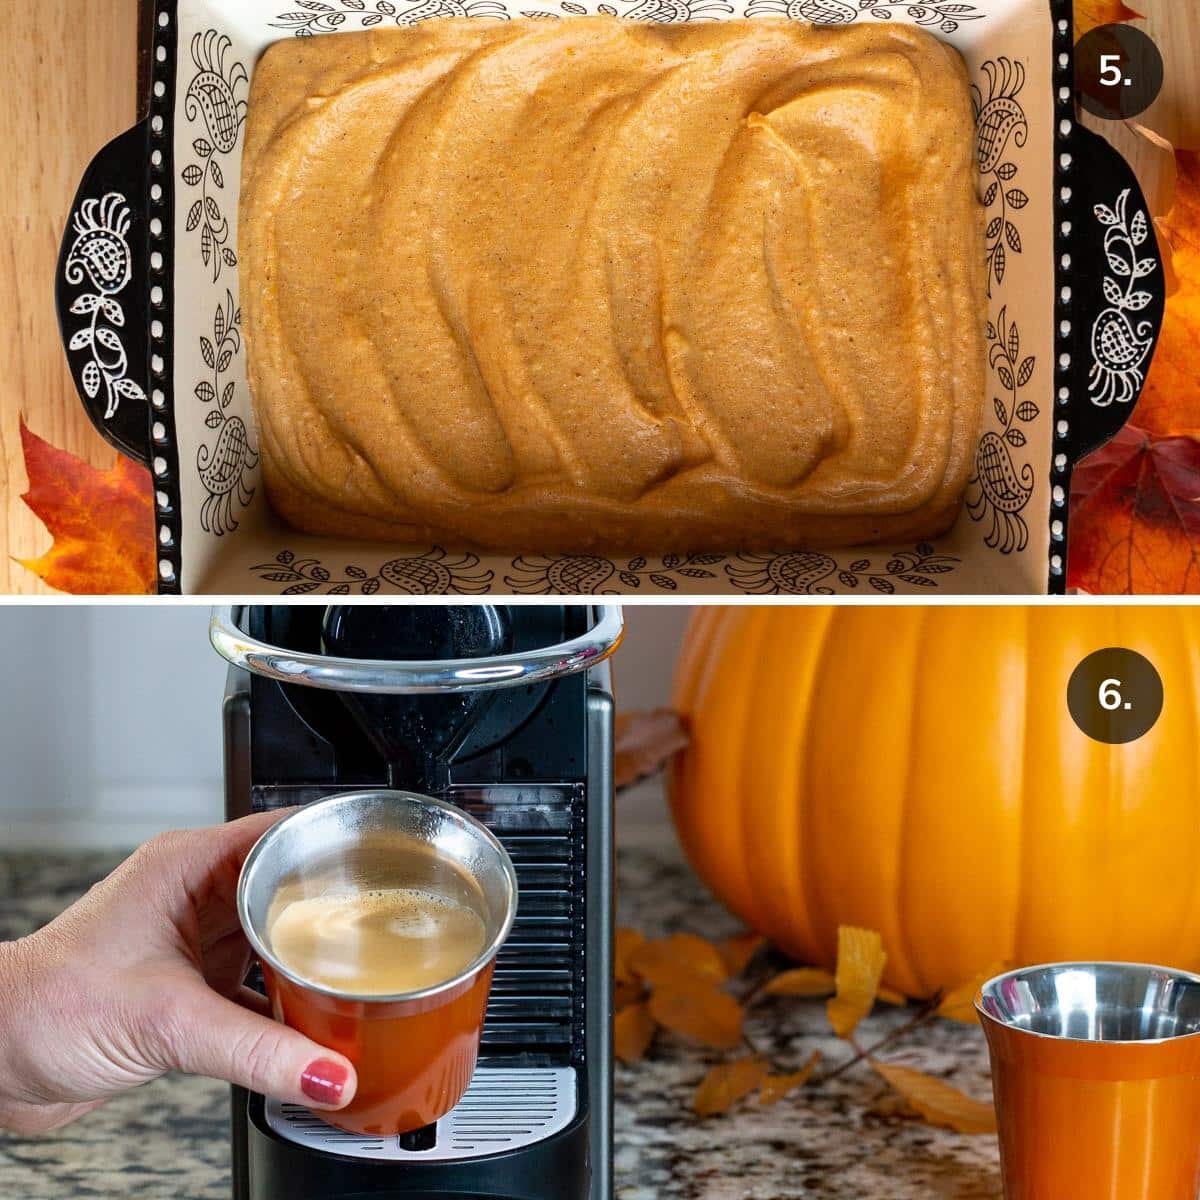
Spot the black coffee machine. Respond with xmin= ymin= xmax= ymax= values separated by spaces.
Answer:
xmin=210 ymin=604 xmax=622 ymax=1200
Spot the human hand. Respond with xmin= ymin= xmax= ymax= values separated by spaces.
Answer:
xmin=0 ymin=812 xmax=357 ymax=1135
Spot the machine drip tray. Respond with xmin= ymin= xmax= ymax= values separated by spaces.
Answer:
xmin=264 ymin=1066 xmax=577 ymax=1162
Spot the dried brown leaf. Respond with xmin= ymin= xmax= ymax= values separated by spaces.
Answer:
xmin=615 ymin=981 xmax=647 ymax=1010
xmin=718 ymin=931 xmax=765 ymax=978
xmin=614 ymin=709 xmax=688 ymax=790
xmin=1074 ymin=0 xmax=1141 ymax=38
xmin=693 ymin=1056 xmax=768 ymax=1117
xmin=764 ymin=967 xmax=837 ymax=998
xmin=827 ymin=926 xmax=887 ymax=1039
xmin=614 ymin=1002 xmax=657 ymax=1063
xmin=871 ymin=1092 xmax=919 ymax=1121
xmin=615 ymin=927 xmax=645 ymax=985
xmin=629 ymin=933 xmax=728 ymax=989
xmin=759 ymin=1052 xmax=821 ymax=1106
xmin=649 ymin=986 xmax=744 ymax=1050
xmin=870 ymin=1061 xmax=997 ymax=1135
xmin=937 ymin=962 xmax=1011 ymax=1025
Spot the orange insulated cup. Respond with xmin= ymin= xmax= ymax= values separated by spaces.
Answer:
xmin=978 ymin=962 xmax=1200 ymax=1200
xmin=238 ymin=790 xmax=518 ymax=1136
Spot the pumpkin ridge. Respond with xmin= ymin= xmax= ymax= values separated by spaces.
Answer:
xmin=682 ymin=610 xmax=769 ymax=929
xmin=1011 ymin=606 xmax=1032 ymax=977
xmin=667 ymin=611 xmax=731 ymax=915
xmin=739 ymin=609 xmax=831 ymax=961
xmin=1146 ymin=614 xmax=1199 ymax=963
xmin=1180 ymin=623 xmax=1200 ymax=958
xmin=1015 ymin=609 xmax=1073 ymax=967
xmin=730 ymin=611 xmax=778 ymax=936
xmin=893 ymin=609 xmax=934 ymax=998
xmin=1104 ymin=609 xmax=1119 ymax=957
xmin=794 ymin=612 xmax=841 ymax=964
xmin=787 ymin=612 xmax=830 ymax=962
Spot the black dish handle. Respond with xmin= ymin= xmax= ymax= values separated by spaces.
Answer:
xmin=1060 ymin=124 xmax=1167 ymax=464
xmin=55 ymin=120 xmax=152 ymax=467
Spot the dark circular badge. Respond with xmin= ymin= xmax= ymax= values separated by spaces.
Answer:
xmin=1067 ymin=647 xmax=1164 ymax=745
xmin=1075 ymin=24 xmax=1164 ymax=121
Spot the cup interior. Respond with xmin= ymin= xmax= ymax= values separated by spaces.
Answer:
xmin=979 ymin=963 xmax=1200 ymax=1043
xmin=239 ymin=790 xmax=518 ymax=1002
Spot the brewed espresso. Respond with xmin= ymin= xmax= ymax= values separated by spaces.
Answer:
xmin=266 ymin=837 xmax=488 ymax=995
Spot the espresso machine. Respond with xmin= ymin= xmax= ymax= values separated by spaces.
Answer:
xmin=210 ymin=604 xmax=622 ymax=1200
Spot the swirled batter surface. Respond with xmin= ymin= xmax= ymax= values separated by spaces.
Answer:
xmin=241 ymin=18 xmax=985 ymax=551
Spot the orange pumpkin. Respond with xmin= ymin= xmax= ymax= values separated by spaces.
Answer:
xmin=669 ymin=607 xmax=1200 ymax=996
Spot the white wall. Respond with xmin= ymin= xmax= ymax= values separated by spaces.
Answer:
xmin=611 ymin=605 xmax=689 ymax=712
xmin=0 ymin=605 xmax=689 ymax=851
xmin=0 ymin=606 xmax=226 ymax=849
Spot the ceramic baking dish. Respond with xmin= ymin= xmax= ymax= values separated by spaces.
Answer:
xmin=58 ymin=0 xmax=1165 ymax=595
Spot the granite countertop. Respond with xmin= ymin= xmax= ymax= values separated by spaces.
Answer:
xmin=0 ymin=793 xmax=1002 ymax=1199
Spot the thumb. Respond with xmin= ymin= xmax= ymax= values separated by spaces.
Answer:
xmin=165 ymin=984 xmax=357 ymax=1111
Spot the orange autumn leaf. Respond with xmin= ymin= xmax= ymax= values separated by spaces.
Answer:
xmin=870 ymin=1061 xmax=997 ymax=1136
xmin=872 ymin=1092 xmax=919 ymax=1121
xmin=693 ymin=1055 xmax=768 ymax=1117
xmin=18 ymin=421 xmax=156 ymax=595
xmin=1136 ymin=151 xmax=1200 ymax=440
xmin=937 ymin=963 xmax=1011 ymax=1025
xmin=827 ymin=926 xmax=887 ymax=1039
xmin=878 ymin=986 xmax=907 ymax=1007
xmin=614 ymin=709 xmax=689 ymax=790
xmin=629 ymin=933 xmax=728 ymax=990
xmin=1074 ymin=0 xmax=1141 ymax=37
xmin=614 ymin=1002 xmax=657 ymax=1063
xmin=649 ymin=985 xmax=744 ymax=1050
xmin=759 ymin=1052 xmax=821 ymax=1107
xmin=632 ymin=958 xmax=709 ymax=994
xmin=765 ymin=967 xmax=837 ymax=998
xmin=718 ymin=932 xmax=765 ymax=978
xmin=615 ymin=981 xmax=646 ymax=1010
xmin=615 ymin=927 xmax=645 ymax=985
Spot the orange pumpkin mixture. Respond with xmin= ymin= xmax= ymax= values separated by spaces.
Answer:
xmin=241 ymin=18 xmax=985 ymax=552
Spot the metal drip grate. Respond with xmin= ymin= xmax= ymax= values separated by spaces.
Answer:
xmin=265 ymin=1066 xmax=577 ymax=1162
xmin=454 ymin=785 xmax=584 ymax=1056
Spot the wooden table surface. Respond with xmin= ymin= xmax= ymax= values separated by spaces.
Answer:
xmin=1 ymin=0 xmax=140 ymax=595
xmin=1137 ymin=0 xmax=1200 ymax=152
xmin=0 ymin=0 xmax=1193 ymax=597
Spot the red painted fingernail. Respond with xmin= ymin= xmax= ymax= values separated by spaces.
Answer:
xmin=301 ymin=1059 xmax=349 ymax=1106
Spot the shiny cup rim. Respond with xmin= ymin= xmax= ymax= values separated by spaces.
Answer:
xmin=237 ymin=790 xmax=518 ymax=1006
xmin=975 ymin=960 xmax=1200 ymax=1046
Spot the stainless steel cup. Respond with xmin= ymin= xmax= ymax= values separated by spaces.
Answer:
xmin=978 ymin=962 xmax=1200 ymax=1200
xmin=238 ymin=790 xmax=518 ymax=1136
